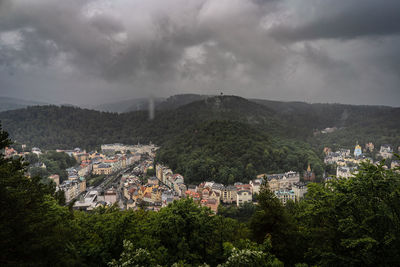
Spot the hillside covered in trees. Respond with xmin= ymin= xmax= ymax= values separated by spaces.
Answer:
xmin=1 ymin=95 xmax=398 ymax=149
xmin=1 ymin=125 xmax=400 ymax=266
xmin=156 ymin=120 xmax=323 ymax=184
xmin=252 ymin=98 xmax=400 ymax=150
xmin=0 ymin=95 xmax=399 ymax=183
xmin=0 ymin=96 xmax=285 ymax=149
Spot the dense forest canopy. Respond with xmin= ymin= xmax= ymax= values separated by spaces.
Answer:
xmin=1 ymin=95 xmax=398 ymax=150
xmin=156 ymin=120 xmax=323 ymax=184
xmin=1 ymin=96 xmax=277 ymax=149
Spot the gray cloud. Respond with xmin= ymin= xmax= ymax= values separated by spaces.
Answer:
xmin=0 ymin=0 xmax=399 ymax=106
xmin=270 ymin=0 xmax=400 ymax=42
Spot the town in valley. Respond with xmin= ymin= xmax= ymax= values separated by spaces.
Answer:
xmin=4 ymin=141 xmax=399 ymax=212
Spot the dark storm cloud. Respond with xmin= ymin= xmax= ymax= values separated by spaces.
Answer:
xmin=270 ymin=0 xmax=400 ymax=42
xmin=0 ymin=0 xmax=399 ymax=106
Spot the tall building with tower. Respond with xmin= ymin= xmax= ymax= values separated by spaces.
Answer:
xmin=354 ymin=143 xmax=362 ymax=158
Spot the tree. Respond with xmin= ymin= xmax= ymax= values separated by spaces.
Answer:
xmin=151 ymin=198 xmax=215 ymax=265
xmin=250 ymin=183 xmax=302 ymax=265
xmin=294 ymin=158 xmax=400 ymax=266
xmin=250 ymin=183 xmax=287 ymax=243
xmin=24 ymin=152 xmax=39 ymax=165
xmin=218 ymin=239 xmax=282 ymax=267
xmin=0 ymin=124 xmax=77 ymax=265
xmin=146 ymin=167 xmax=156 ymax=177
xmin=218 ymin=202 xmax=256 ymax=223
xmin=108 ymin=240 xmax=157 ymax=267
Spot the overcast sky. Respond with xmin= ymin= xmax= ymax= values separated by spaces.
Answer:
xmin=0 ymin=0 xmax=399 ymax=106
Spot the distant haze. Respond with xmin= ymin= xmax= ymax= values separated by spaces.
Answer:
xmin=0 ymin=0 xmax=400 ymax=106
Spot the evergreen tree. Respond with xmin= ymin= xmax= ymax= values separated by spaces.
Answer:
xmin=0 ymin=124 xmax=77 ymax=265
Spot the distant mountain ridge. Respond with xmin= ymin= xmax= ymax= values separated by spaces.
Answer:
xmin=0 ymin=97 xmax=47 ymax=112
xmin=154 ymin=94 xmax=211 ymax=111
xmin=91 ymin=97 xmax=165 ymax=113
xmin=92 ymin=94 xmax=211 ymax=113
xmin=0 ymin=94 xmax=399 ymax=151
xmin=252 ymin=98 xmax=397 ymax=130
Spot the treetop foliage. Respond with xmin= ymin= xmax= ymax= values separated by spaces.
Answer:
xmin=156 ymin=120 xmax=323 ymax=184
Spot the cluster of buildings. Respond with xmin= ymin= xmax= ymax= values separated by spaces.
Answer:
xmin=379 ymin=144 xmax=395 ymax=159
xmin=5 ymin=140 xmax=311 ymax=209
xmin=119 ymin=162 xmax=186 ymax=211
xmin=324 ymin=143 xmax=400 ymax=179
xmin=156 ymin=164 xmax=255 ymax=212
xmin=122 ymin=174 xmax=171 ymax=211
xmin=182 ymin=170 xmax=307 ymax=209
xmin=117 ymin=162 xmax=311 ymax=213
xmin=57 ymin=148 xmax=142 ymax=203
xmin=3 ymin=147 xmax=88 ymax=200
xmin=4 ymin=146 xmax=39 ymax=158
xmin=323 ymin=147 xmax=363 ymax=179
xmin=186 ymin=182 xmax=250 ymax=212
xmin=101 ymin=143 xmax=157 ymax=158
xmin=6 ymin=143 xmax=158 ymax=204
xmin=62 ymin=144 xmax=156 ymax=202
xmin=59 ymin=177 xmax=87 ymax=202
xmin=259 ymin=171 xmax=308 ymax=205
xmin=7 ymin=139 xmax=399 ymax=213
xmin=165 ymin=165 xmax=308 ymax=209
xmin=72 ymin=151 xmax=158 ymax=209
xmin=4 ymin=147 xmax=18 ymax=158
xmin=73 ymin=189 xmax=116 ymax=211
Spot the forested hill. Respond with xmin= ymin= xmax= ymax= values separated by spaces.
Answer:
xmin=253 ymin=99 xmax=399 ymax=131
xmin=0 ymin=94 xmax=399 ymax=152
xmin=94 ymin=94 xmax=209 ymax=113
xmin=0 ymin=105 xmax=143 ymax=149
xmin=153 ymin=94 xmax=210 ymax=111
xmin=91 ymin=97 xmax=165 ymax=113
xmin=157 ymin=120 xmax=323 ymax=184
xmin=0 ymin=96 xmax=285 ymax=150
xmin=252 ymin=99 xmax=400 ymax=150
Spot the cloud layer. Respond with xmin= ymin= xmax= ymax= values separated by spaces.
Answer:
xmin=0 ymin=0 xmax=399 ymax=106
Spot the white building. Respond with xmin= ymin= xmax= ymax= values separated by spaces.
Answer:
xmin=162 ymin=190 xmax=174 ymax=207
xmin=274 ymin=189 xmax=296 ymax=205
xmin=59 ymin=180 xmax=80 ymax=203
xmin=266 ymin=171 xmax=300 ymax=191
xmin=236 ymin=190 xmax=252 ymax=206
xmin=101 ymin=143 xmax=159 ymax=155
xmin=379 ymin=145 xmax=393 ymax=159
xmin=250 ymin=179 xmax=262 ymax=194
xmin=336 ymin=166 xmax=358 ymax=179
xmin=73 ymin=190 xmax=100 ymax=211
xmin=324 ymin=152 xmax=342 ymax=164
xmin=391 ymin=160 xmax=400 ymax=170
xmin=101 ymin=143 xmax=137 ymax=153
xmin=292 ymin=182 xmax=308 ymax=201
xmin=104 ymin=187 xmax=117 ymax=204
xmin=32 ymin=147 xmax=42 ymax=156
